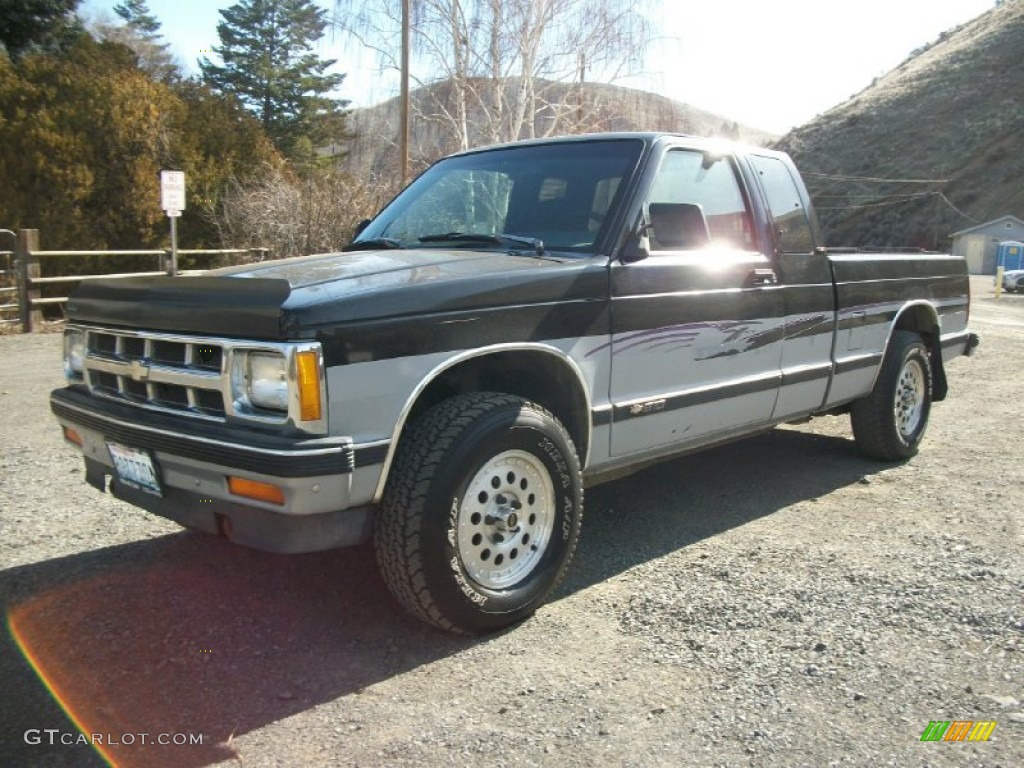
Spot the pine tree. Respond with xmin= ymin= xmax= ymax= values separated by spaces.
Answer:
xmin=0 ymin=0 xmax=82 ymax=58
xmin=104 ymin=0 xmax=177 ymax=81
xmin=200 ymin=0 xmax=348 ymax=156
xmin=113 ymin=0 xmax=160 ymax=37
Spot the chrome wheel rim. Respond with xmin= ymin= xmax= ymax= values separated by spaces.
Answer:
xmin=895 ymin=357 xmax=926 ymax=438
xmin=457 ymin=449 xmax=555 ymax=590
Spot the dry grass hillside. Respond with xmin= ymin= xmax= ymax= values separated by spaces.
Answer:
xmin=341 ymin=78 xmax=777 ymax=179
xmin=776 ymin=0 xmax=1024 ymax=249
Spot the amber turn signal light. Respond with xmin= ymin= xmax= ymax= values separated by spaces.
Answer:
xmin=62 ymin=426 xmax=83 ymax=447
xmin=296 ymin=350 xmax=322 ymax=422
xmin=228 ymin=476 xmax=285 ymax=505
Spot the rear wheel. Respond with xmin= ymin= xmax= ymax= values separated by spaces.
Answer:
xmin=850 ymin=331 xmax=933 ymax=461
xmin=375 ymin=392 xmax=583 ymax=634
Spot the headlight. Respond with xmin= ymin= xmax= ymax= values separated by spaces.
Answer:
xmin=239 ymin=351 xmax=288 ymax=411
xmin=227 ymin=344 xmax=324 ymax=430
xmin=64 ymin=329 xmax=85 ymax=380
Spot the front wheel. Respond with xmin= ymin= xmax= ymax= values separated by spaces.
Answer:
xmin=375 ymin=393 xmax=583 ymax=634
xmin=850 ymin=331 xmax=933 ymax=461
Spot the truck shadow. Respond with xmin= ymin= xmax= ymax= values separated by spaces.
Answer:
xmin=562 ymin=424 xmax=883 ymax=594
xmin=1 ymin=424 xmax=880 ymax=768
xmin=3 ymin=537 xmax=467 ymax=767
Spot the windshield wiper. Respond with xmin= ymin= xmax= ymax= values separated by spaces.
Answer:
xmin=343 ymin=237 xmax=403 ymax=252
xmin=418 ymin=232 xmax=546 ymax=255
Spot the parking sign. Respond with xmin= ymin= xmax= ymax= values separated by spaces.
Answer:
xmin=161 ymin=171 xmax=186 ymax=215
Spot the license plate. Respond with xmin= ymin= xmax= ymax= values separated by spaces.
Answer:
xmin=107 ymin=442 xmax=163 ymax=497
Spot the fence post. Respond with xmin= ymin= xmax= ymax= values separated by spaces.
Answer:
xmin=16 ymin=229 xmax=41 ymax=333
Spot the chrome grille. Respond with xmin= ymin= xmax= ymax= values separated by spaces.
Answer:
xmin=67 ymin=325 xmax=328 ymax=435
xmin=83 ymin=329 xmax=227 ymax=419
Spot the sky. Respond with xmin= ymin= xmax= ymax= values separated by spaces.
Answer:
xmin=80 ymin=0 xmax=998 ymax=135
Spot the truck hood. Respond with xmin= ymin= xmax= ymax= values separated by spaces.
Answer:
xmin=213 ymin=247 xmax=577 ymax=292
xmin=67 ymin=248 xmax=607 ymax=339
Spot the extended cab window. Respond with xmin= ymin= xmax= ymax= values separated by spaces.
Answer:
xmin=647 ymin=150 xmax=756 ymax=251
xmin=749 ymin=155 xmax=814 ymax=253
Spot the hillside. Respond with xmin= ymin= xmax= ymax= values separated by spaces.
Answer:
xmin=776 ymin=0 xmax=1024 ymax=249
xmin=340 ymin=78 xmax=777 ymax=178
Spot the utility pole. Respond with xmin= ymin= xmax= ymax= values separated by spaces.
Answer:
xmin=400 ymin=0 xmax=411 ymax=185
xmin=577 ymin=52 xmax=586 ymax=129
xmin=933 ymin=163 xmax=945 ymax=251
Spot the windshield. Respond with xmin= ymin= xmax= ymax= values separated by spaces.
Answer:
xmin=352 ymin=139 xmax=644 ymax=253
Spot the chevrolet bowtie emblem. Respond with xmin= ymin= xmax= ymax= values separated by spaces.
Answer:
xmin=128 ymin=360 xmax=150 ymax=382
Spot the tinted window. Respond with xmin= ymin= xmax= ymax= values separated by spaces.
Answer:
xmin=646 ymin=150 xmax=756 ymax=251
xmin=750 ymin=155 xmax=814 ymax=253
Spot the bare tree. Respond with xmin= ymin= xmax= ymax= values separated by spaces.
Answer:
xmin=334 ymin=0 xmax=650 ymax=155
xmin=217 ymin=164 xmax=395 ymax=258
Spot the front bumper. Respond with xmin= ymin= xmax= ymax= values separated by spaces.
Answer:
xmin=51 ymin=388 xmax=387 ymax=553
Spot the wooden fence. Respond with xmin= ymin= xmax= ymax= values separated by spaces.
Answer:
xmin=0 ymin=229 xmax=269 ymax=333
xmin=0 ymin=243 xmax=15 ymax=328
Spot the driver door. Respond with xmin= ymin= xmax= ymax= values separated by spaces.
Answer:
xmin=608 ymin=147 xmax=786 ymax=456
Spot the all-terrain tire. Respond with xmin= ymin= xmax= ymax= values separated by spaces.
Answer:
xmin=375 ymin=392 xmax=583 ymax=634
xmin=850 ymin=330 xmax=933 ymax=461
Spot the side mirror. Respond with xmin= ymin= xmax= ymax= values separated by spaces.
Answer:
xmin=648 ymin=203 xmax=710 ymax=250
xmin=620 ymin=203 xmax=711 ymax=263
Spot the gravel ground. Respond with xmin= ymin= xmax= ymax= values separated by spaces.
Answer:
xmin=1 ymin=276 xmax=1021 ymax=767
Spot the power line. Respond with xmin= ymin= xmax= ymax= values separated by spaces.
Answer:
xmin=816 ymin=192 xmax=937 ymax=211
xmin=936 ymin=193 xmax=978 ymax=223
xmin=814 ymin=193 xmax=940 ymax=199
xmin=803 ymin=171 xmax=951 ymax=184
xmin=815 ymin=189 xmax=979 ymax=223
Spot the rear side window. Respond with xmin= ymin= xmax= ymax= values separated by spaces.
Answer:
xmin=750 ymin=155 xmax=814 ymax=253
xmin=647 ymin=150 xmax=756 ymax=251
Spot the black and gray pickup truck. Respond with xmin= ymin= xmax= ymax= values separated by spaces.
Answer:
xmin=51 ymin=133 xmax=979 ymax=633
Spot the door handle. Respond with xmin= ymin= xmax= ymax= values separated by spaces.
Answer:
xmin=745 ymin=268 xmax=777 ymax=287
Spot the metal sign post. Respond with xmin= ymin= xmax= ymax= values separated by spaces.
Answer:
xmin=160 ymin=171 xmax=186 ymax=276
xmin=169 ymin=214 xmax=179 ymax=277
